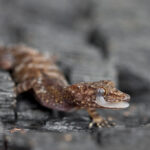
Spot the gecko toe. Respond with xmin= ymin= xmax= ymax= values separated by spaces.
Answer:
xmin=89 ymin=118 xmax=116 ymax=128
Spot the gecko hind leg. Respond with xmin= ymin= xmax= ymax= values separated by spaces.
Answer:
xmin=87 ymin=108 xmax=115 ymax=128
xmin=15 ymin=78 xmax=36 ymax=95
xmin=13 ymin=78 xmax=36 ymax=121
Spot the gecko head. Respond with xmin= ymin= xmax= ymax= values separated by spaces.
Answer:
xmin=65 ymin=80 xmax=130 ymax=109
xmin=94 ymin=81 xmax=130 ymax=109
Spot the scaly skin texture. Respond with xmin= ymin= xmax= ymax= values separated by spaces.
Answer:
xmin=0 ymin=45 xmax=130 ymax=128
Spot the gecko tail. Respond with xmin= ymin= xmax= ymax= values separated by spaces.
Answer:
xmin=0 ymin=47 xmax=14 ymax=70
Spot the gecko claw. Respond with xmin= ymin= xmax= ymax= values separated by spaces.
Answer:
xmin=89 ymin=118 xmax=115 ymax=128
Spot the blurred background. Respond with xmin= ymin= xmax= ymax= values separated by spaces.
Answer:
xmin=0 ymin=0 xmax=150 ymax=149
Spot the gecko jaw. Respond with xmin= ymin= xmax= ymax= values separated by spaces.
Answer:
xmin=95 ymin=96 xmax=130 ymax=109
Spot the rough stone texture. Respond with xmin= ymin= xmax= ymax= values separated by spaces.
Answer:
xmin=4 ymin=127 xmax=150 ymax=150
xmin=0 ymin=0 xmax=150 ymax=149
xmin=6 ymin=132 xmax=100 ymax=150
xmin=93 ymin=127 xmax=150 ymax=150
xmin=0 ymin=122 xmax=5 ymax=149
xmin=0 ymin=71 xmax=15 ymax=122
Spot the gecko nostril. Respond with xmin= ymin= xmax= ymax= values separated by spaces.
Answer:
xmin=123 ymin=94 xmax=130 ymax=101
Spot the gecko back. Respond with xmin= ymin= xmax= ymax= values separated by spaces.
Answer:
xmin=0 ymin=45 xmax=73 ymax=111
xmin=0 ymin=45 xmax=68 ymax=85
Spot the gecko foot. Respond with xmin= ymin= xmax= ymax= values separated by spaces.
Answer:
xmin=89 ymin=118 xmax=115 ymax=128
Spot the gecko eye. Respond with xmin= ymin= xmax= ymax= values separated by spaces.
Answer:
xmin=97 ymin=88 xmax=106 ymax=96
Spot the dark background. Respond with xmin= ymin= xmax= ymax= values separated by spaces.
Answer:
xmin=0 ymin=0 xmax=150 ymax=149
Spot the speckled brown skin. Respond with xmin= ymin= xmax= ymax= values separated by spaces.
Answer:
xmin=64 ymin=81 xmax=129 ymax=108
xmin=0 ymin=45 xmax=130 ymax=128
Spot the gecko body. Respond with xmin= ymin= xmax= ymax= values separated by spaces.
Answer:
xmin=0 ymin=45 xmax=130 ymax=128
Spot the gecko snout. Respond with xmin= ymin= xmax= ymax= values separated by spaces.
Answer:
xmin=122 ymin=94 xmax=130 ymax=102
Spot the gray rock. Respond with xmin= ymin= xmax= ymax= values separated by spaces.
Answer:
xmin=0 ymin=0 xmax=150 ymax=149
xmin=6 ymin=131 xmax=100 ymax=150
xmin=0 ymin=122 xmax=4 ymax=149
xmin=94 ymin=127 xmax=150 ymax=150
xmin=0 ymin=71 xmax=15 ymax=122
xmin=5 ymin=126 xmax=150 ymax=150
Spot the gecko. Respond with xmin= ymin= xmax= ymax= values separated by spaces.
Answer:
xmin=0 ymin=45 xmax=130 ymax=128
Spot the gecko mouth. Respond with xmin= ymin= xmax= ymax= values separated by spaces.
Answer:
xmin=95 ymin=96 xmax=130 ymax=109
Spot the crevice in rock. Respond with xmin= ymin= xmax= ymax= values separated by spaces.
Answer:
xmin=56 ymin=61 xmax=72 ymax=84
xmin=4 ymin=137 xmax=8 ymax=150
xmin=13 ymin=105 xmax=18 ymax=123
xmin=77 ymin=0 xmax=94 ymax=19
xmin=4 ymin=135 xmax=31 ymax=150
xmin=87 ymin=28 xmax=109 ymax=58
xmin=7 ymin=24 xmax=27 ymax=44
xmin=118 ymin=66 xmax=150 ymax=103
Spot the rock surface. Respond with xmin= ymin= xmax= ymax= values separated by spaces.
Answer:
xmin=0 ymin=0 xmax=150 ymax=149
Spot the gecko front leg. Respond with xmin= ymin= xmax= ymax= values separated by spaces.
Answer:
xmin=65 ymin=81 xmax=130 ymax=128
xmin=87 ymin=108 xmax=114 ymax=128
